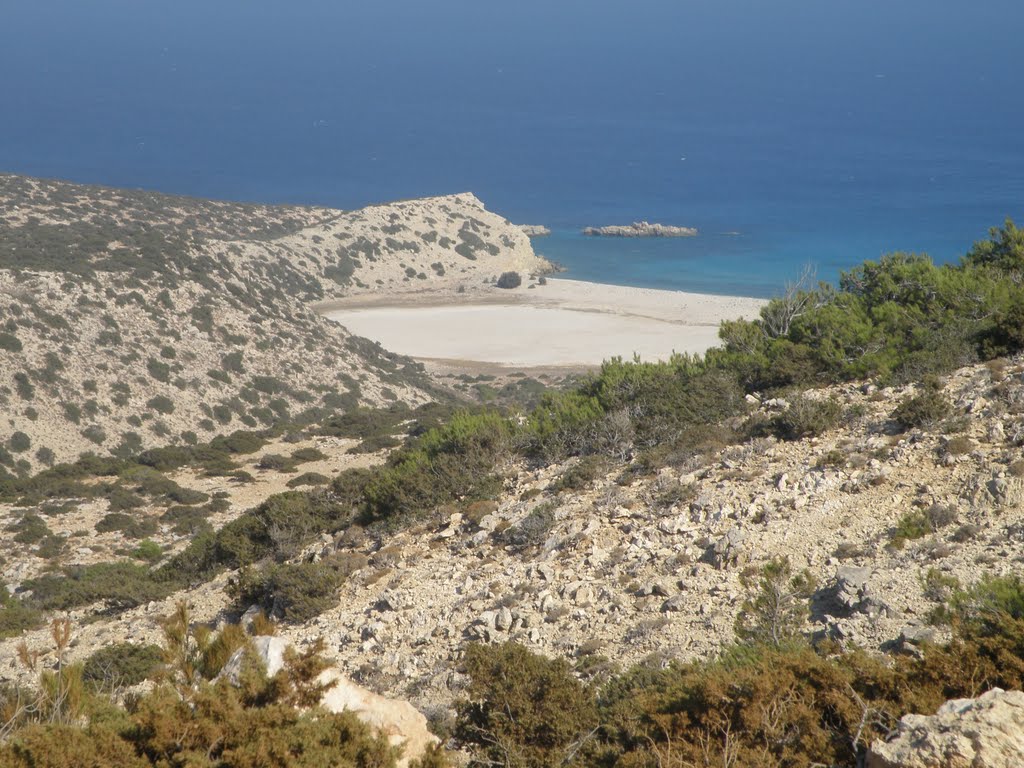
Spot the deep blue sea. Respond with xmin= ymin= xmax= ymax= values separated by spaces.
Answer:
xmin=2 ymin=0 xmax=1023 ymax=297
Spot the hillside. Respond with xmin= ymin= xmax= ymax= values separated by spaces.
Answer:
xmin=4 ymin=179 xmax=1024 ymax=767
xmin=3 ymin=356 xmax=1021 ymax=692
xmin=0 ymin=174 xmax=550 ymax=472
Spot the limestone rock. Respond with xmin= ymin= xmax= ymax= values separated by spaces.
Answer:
xmin=582 ymin=221 xmax=697 ymax=238
xmin=868 ymin=688 xmax=1024 ymax=768
xmin=518 ymin=224 xmax=551 ymax=237
xmin=712 ymin=528 xmax=748 ymax=569
xmin=219 ymin=636 xmax=438 ymax=767
xmin=835 ymin=566 xmax=873 ymax=613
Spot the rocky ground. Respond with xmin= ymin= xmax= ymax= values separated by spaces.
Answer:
xmin=3 ymin=357 xmax=1022 ymax=726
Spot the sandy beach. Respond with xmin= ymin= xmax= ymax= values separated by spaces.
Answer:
xmin=322 ymin=278 xmax=766 ymax=368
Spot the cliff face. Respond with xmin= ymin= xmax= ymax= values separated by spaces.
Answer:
xmin=0 ymin=175 xmax=546 ymax=471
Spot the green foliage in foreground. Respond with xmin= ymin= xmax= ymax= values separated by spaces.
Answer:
xmin=0 ymin=615 xmax=432 ymax=768
xmin=455 ymin=575 xmax=1024 ymax=768
xmin=42 ymin=585 xmax=1024 ymax=768
xmin=716 ymin=220 xmax=1024 ymax=388
xmin=457 ymin=642 xmax=598 ymax=768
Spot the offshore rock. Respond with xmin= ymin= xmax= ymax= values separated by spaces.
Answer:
xmin=519 ymin=224 xmax=552 ymax=237
xmin=583 ymin=221 xmax=698 ymax=237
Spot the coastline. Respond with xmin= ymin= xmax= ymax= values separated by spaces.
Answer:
xmin=320 ymin=278 xmax=766 ymax=369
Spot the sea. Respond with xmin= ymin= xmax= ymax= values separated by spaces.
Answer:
xmin=2 ymin=0 xmax=1023 ymax=298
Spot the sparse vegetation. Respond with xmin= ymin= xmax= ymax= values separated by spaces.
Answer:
xmin=892 ymin=377 xmax=953 ymax=430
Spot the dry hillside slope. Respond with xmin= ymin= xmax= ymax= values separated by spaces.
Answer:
xmin=3 ymin=358 xmax=1023 ymax=722
xmin=0 ymin=174 xmax=549 ymax=472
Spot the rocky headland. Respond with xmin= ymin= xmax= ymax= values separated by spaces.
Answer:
xmin=0 ymin=174 xmax=550 ymax=471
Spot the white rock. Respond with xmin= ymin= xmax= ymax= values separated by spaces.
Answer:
xmin=219 ymin=636 xmax=438 ymax=767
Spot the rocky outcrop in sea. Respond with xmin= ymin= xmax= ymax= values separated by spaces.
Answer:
xmin=518 ymin=224 xmax=552 ymax=237
xmin=583 ymin=221 xmax=697 ymax=237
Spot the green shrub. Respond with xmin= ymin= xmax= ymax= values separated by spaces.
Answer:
xmin=348 ymin=434 xmax=402 ymax=454
xmin=735 ymin=557 xmax=816 ymax=646
xmin=22 ymin=561 xmax=173 ymax=611
xmin=287 ymin=472 xmax=331 ymax=488
xmin=551 ymin=456 xmax=607 ymax=493
xmin=0 ymin=332 xmax=22 ymax=352
xmin=9 ymin=513 xmax=50 ymax=545
xmin=892 ymin=380 xmax=952 ymax=430
xmin=146 ymin=395 xmax=175 ymax=415
xmin=291 ymin=446 xmax=327 ymax=463
xmin=230 ymin=556 xmax=361 ymax=623
xmin=257 ymin=453 xmax=297 ymax=472
xmin=34 ymin=447 xmax=55 ymax=467
xmin=456 ymin=642 xmax=598 ymax=768
xmin=221 ymin=350 xmax=245 ymax=373
xmin=146 ymin=358 xmax=171 ymax=383
xmin=81 ymin=425 xmax=106 ymax=445
xmin=160 ymin=504 xmax=214 ymax=535
xmin=950 ymin=574 xmax=1024 ymax=634
xmin=0 ymin=641 xmax=401 ymax=767
xmin=496 ymin=271 xmax=522 ymax=289
xmin=502 ymin=502 xmax=559 ymax=550
xmin=251 ymin=375 xmax=285 ymax=394
xmin=362 ymin=411 xmax=511 ymax=527
xmin=95 ymin=512 xmax=159 ymax=539
xmin=212 ymin=492 xmax=324 ymax=567
xmin=8 ymin=431 xmax=31 ymax=453
xmin=0 ymin=584 xmax=44 ymax=638
xmin=62 ymin=402 xmax=82 ymax=424
xmin=130 ymin=539 xmax=164 ymax=562
xmin=522 ymin=392 xmax=605 ymax=461
xmin=771 ymin=395 xmax=842 ymax=440
xmin=82 ymin=642 xmax=163 ymax=689
xmin=889 ymin=511 xmax=931 ymax=549
xmin=14 ymin=372 xmax=34 ymax=400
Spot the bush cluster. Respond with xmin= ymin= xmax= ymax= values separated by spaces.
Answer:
xmin=451 ymin=574 xmax=1024 ymax=768
xmin=0 ymin=613 xmax=420 ymax=768
xmin=716 ymin=221 xmax=1024 ymax=389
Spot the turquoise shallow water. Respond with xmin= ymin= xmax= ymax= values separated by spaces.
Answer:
xmin=1 ymin=0 xmax=1022 ymax=298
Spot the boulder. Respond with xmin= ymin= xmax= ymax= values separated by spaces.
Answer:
xmin=835 ymin=565 xmax=873 ymax=613
xmin=219 ymin=636 xmax=437 ymax=767
xmin=712 ymin=528 xmax=748 ymax=569
xmin=867 ymin=688 xmax=1024 ymax=768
